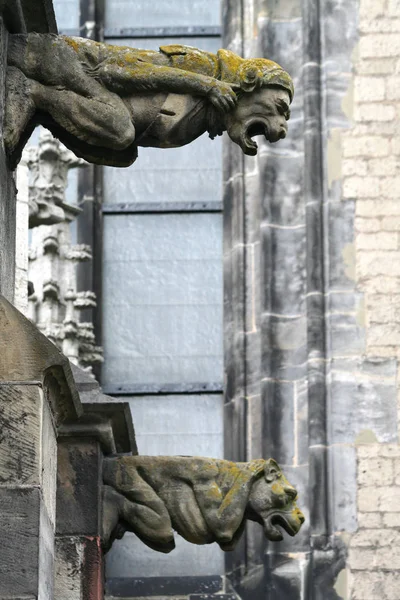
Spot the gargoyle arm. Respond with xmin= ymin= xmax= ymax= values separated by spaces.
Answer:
xmin=97 ymin=60 xmax=237 ymax=112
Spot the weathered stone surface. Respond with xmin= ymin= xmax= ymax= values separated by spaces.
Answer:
xmin=5 ymin=35 xmax=293 ymax=168
xmin=221 ymin=0 xmax=362 ymax=597
xmin=56 ymin=441 xmax=102 ymax=536
xmin=55 ymin=536 xmax=103 ymax=600
xmin=103 ymin=456 xmax=304 ymax=553
xmin=0 ymin=19 xmax=16 ymax=300
xmin=0 ymin=384 xmax=41 ymax=485
xmin=0 ymin=295 xmax=81 ymax=422
xmin=0 ymin=487 xmax=54 ymax=598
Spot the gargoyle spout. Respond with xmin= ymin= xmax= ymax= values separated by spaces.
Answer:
xmin=102 ymin=455 xmax=304 ymax=554
xmin=5 ymin=35 xmax=293 ymax=169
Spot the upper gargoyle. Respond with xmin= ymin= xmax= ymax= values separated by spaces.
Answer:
xmin=5 ymin=34 xmax=294 ymax=168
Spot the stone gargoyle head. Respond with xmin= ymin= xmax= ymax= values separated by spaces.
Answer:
xmin=102 ymin=455 xmax=304 ymax=553
xmin=215 ymin=49 xmax=294 ymax=156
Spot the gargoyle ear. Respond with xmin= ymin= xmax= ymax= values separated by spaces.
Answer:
xmin=264 ymin=458 xmax=281 ymax=483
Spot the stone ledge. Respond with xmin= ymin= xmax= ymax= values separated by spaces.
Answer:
xmin=0 ymin=295 xmax=82 ymax=425
xmin=69 ymin=363 xmax=137 ymax=455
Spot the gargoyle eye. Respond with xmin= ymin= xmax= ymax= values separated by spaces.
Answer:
xmin=277 ymin=102 xmax=290 ymax=120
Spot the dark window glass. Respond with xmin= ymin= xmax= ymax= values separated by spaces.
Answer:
xmin=105 ymin=0 xmax=221 ymax=29
xmin=102 ymin=214 xmax=223 ymax=386
xmin=53 ymin=0 xmax=79 ymax=30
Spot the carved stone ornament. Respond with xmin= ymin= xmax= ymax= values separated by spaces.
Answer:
xmin=23 ymin=127 xmax=86 ymax=227
xmin=5 ymin=34 xmax=294 ymax=168
xmin=102 ymin=456 xmax=304 ymax=553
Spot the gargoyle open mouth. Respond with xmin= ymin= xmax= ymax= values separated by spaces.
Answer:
xmin=263 ymin=510 xmax=304 ymax=542
xmin=241 ymin=118 xmax=286 ymax=156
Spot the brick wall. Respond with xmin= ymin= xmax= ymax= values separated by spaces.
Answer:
xmin=345 ymin=1 xmax=400 ymax=597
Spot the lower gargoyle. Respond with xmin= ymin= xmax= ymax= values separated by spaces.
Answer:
xmin=102 ymin=455 xmax=305 ymax=553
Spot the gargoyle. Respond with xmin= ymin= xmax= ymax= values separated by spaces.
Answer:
xmin=5 ymin=34 xmax=294 ymax=168
xmin=102 ymin=456 xmax=304 ymax=553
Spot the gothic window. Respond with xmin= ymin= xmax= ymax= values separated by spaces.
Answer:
xmin=54 ymin=0 xmax=225 ymax=584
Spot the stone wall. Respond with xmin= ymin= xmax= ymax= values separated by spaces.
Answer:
xmin=222 ymin=0 xmax=400 ymax=598
xmin=350 ymin=444 xmax=400 ymax=598
xmin=344 ymin=1 xmax=400 ymax=597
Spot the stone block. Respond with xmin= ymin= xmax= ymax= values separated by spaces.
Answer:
xmin=382 ymin=571 xmax=400 ymax=599
xmin=295 ymin=377 xmax=310 ymax=466
xmin=261 ymin=340 xmax=308 ymax=382
xmin=356 ymin=232 xmax=398 ymax=250
xmin=256 ymin=153 xmax=305 ymax=227
xmin=351 ymin=528 xmax=400 ymax=547
xmin=358 ymin=456 xmax=394 ymax=487
xmin=361 ymin=19 xmax=400 ymax=33
xmin=0 ymin=487 xmax=53 ymax=597
xmin=0 ymin=297 xmax=81 ymax=424
xmin=331 ymin=444 xmax=357 ymax=533
xmin=357 ymin=199 xmax=400 ymax=217
xmin=262 ymin=380 xmax=295 ymax=466
xmin=358 ymin=57 xmax=396 ymax=74
xmin=56 ymin=441 xmax=102 ymax=536
xmin=368 ymin=323 xmax=400 ymax=346
xmin=358 ymin=512 xmax=382 ymax=528
xmin=330 ymin=370 xmax=398 ymax=444
xmin=351 ymin=571 xmax=384 ymax=599
xmin=369 ymin=156 xmax=398 ymax=176
xmin=379 ymin=176 xmax=400 ymax=198
xmin=0 ymin=385 xmax=42 ymax=486
xmin=348 ymin=547 xmax=376 ymax=570
xmin=55 ymin=536 xmax=103 ymax=600
xmin=343 ymin=136 xmax=390 ymax=158
xmin=373 ymin=544 xmax=400 ymax=569
xmin=358 ymin=486 xmax=380 ymax=512
xmin=328 ymin=313 xmax=366 ymax=357
xmin=344 ymin=176 xmax=381 ymax=199
xmin=342 ymin=158 xmax=368 ymax=177
xmin=383 ymin=512 xmax=400 ymax=527
xmin=378 ymin=486 xmax=400 ymax=512
xmin=326 ymin=200 xmax=356 ymax=291
xmin=360 ymin=34 xmax=400 ymax=58
xmin=356 ymin=103 xmax=396 ymax=123
xmin=386 ymin=75 xmax=400 ymax=100
xmin=261 ymin=225 xmax=307 ymax=316
xmin=379 ymin=444 xmax=400 ymax=458
xmin=381 ymin=215 xmax=400 ymax=229
xmin=388 ymin=0 xmax=400 ymax=15
xmin=355 ymin=77 xmax=386 ymax=102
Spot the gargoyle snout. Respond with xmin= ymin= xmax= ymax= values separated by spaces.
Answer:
xmin=297 ymin=510 xmax=305 ymax=524
xmin=279 ymin=123 xmax=288 ymax=139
